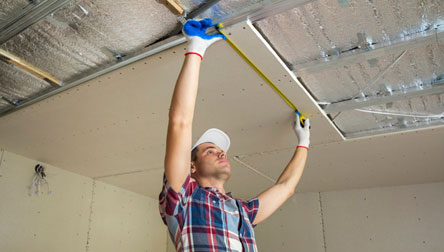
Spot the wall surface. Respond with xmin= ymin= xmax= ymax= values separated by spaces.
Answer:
xmin=1 ymin=147 xmax=443 ymax=252
xmin=255 ymin=182 xmax=444 ymax=252
xmin=0 ymin=149 xmax=167 ymax=252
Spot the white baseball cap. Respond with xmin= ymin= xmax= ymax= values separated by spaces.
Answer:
xmin=192 ymin=128 xmax=230 ymax=152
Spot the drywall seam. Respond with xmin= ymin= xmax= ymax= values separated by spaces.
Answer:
xmin=234 ymin=124 xmax=444 ymax=159
xmin=235 ymin=146 xmax=297 ymax=159
xmin=232 ymin=156 xmax=276 ymax=183
xmin=85 ymin=179 xmax=96 ymax=252
xmin=0 ymin=148 xmax=4 ymax=176
xmin=318 ymin=192 xmax=327 ymax=252
xmin=93 ymin=167 xmax=163 ymax=179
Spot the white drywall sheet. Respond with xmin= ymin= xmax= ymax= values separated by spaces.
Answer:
xmin=254 ymin=182 xmax=444 ymax=252
xmin=0 ymin=149 xmax=167 ymax=252
xmin=255 ymin=192 xmax=325 ymax=252
xmin=321 ymin=183 xmax=444 ymax=252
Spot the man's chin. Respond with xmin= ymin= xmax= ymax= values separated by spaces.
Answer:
xmin=216 ymin=168 xmax=231 ymax=180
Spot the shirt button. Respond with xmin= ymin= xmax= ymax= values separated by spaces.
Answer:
xmin=213 ymin=200 xmax=217 ymax=204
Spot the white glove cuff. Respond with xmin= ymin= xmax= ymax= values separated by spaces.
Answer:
xmin=185 ymin=37 xmax=208 ymax=60
xmin=298 ymin=138 xmax=310 ymax=149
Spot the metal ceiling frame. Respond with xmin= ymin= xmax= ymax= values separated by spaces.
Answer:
xmin=0 ymin=0 xmax=74 ymax=45
xmin=292 ymin=26 xmax=444 ymax=75
xmin=345 ymin=116 xmax=444 ymax=139
xmin=0 ymin=0 xmax=316 ymax=118
xmin=324 ymin=78 xmax=444 ymax=114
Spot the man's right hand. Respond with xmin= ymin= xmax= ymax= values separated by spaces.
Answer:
xmin=182 ymin=18 xmax=226 ymax=60
xmin=294 ymin=113 xmax=310 ymax=149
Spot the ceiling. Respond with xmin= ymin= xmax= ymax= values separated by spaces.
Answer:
xmin=255 ymin=0 xmax=444 ymax=137
xmin=0 ymin=0 xmax=443 ymax=199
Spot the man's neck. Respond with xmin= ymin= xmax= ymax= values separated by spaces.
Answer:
xmin=195 ymin=177 xmax=226 ymax=194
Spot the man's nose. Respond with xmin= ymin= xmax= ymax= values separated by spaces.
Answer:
xmin=218 ymin=151 xmax=226 ymax=158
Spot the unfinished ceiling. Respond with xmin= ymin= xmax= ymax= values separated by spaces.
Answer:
xmin=0 ymin=0 xmax=179 ymax=111
xmin=0 ymin=0 xmax=443 ymax=199
xmin=255 ymin=0 xmax=444 ymax=137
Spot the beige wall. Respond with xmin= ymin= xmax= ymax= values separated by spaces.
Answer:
xmin=255 ymin=182 xmax=444 ymax=252
xmin=0 ymin=149 xmax=167 ymax=252
xmin=2 ymin=146 xmax=443 ymax=252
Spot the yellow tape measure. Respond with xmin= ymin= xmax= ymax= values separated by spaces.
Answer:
xmin=216 ymin=23 xmax=307 ymax=126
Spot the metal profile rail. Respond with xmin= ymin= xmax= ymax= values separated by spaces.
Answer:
xmin=324 ymin=78 xmax=444 ymax=114
xmin=0 ymin=0 xmax=73 ymax=45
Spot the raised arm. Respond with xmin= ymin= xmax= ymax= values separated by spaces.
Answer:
xmin=253 ymin=114 xmax=311 ymax=225
xmin=164 ymin=19 xmax=225 ymax=193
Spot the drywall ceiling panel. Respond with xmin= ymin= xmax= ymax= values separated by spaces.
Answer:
xmin=0 ymin=20 xmax=442 ymax=198
xmin=0 ymin=0 xmax=178 ymax=82
xmin=0 ymin=0 xmax=30 ymax=22
xmin=223 ymin=21 xmax=343 ymax=143
xmin=0 ymin=21 xmax=344 ymax=197
xmin=255 ymin=0 xmax=444 ymax=66
xmin=237 ymin=125 xmax=444 ymax=193
xmin=97 ymin=168 xmax=164 ymax=200
xmin=98 ymin=156 xmax=274 ymax=199
xmin=223 ymin=156 xmax=274 ymax=199
xmin=0 ymin=59 xmax=57 ymax=111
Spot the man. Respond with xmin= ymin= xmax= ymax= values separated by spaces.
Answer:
xmin=159 ymin=18 xmax=310 ymax=252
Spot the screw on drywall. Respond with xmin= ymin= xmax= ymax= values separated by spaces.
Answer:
xmin=115 ymin=53 xmax=126 ymax=62
xmin=12 ymin=98 xmax=22 ymax=105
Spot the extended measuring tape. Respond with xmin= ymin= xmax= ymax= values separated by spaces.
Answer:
xmin=216 ymin=23 xmax=307 ymax=127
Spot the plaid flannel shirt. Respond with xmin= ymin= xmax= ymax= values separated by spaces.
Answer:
xmin=159 ymin=173 xmax=260 ymax=252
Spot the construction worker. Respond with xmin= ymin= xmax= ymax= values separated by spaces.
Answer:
xmin=159 ymin=18 xmax=310 ymax=252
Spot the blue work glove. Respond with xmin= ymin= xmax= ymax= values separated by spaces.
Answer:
xmin=182 ymin=18 xmax=226 ymax=60
xmin=294 ymin=113 xmax=310 ymax=149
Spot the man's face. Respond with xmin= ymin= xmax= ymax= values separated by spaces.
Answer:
xmin=191 ymin=142 xmax=231 ymax=181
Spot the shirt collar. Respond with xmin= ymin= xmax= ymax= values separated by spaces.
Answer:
xmin=201 ymin=185 xmax=232 ymax=197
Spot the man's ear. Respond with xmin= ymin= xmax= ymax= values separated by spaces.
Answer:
xmin=190 ymin=162 xmax=196 ymax=174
